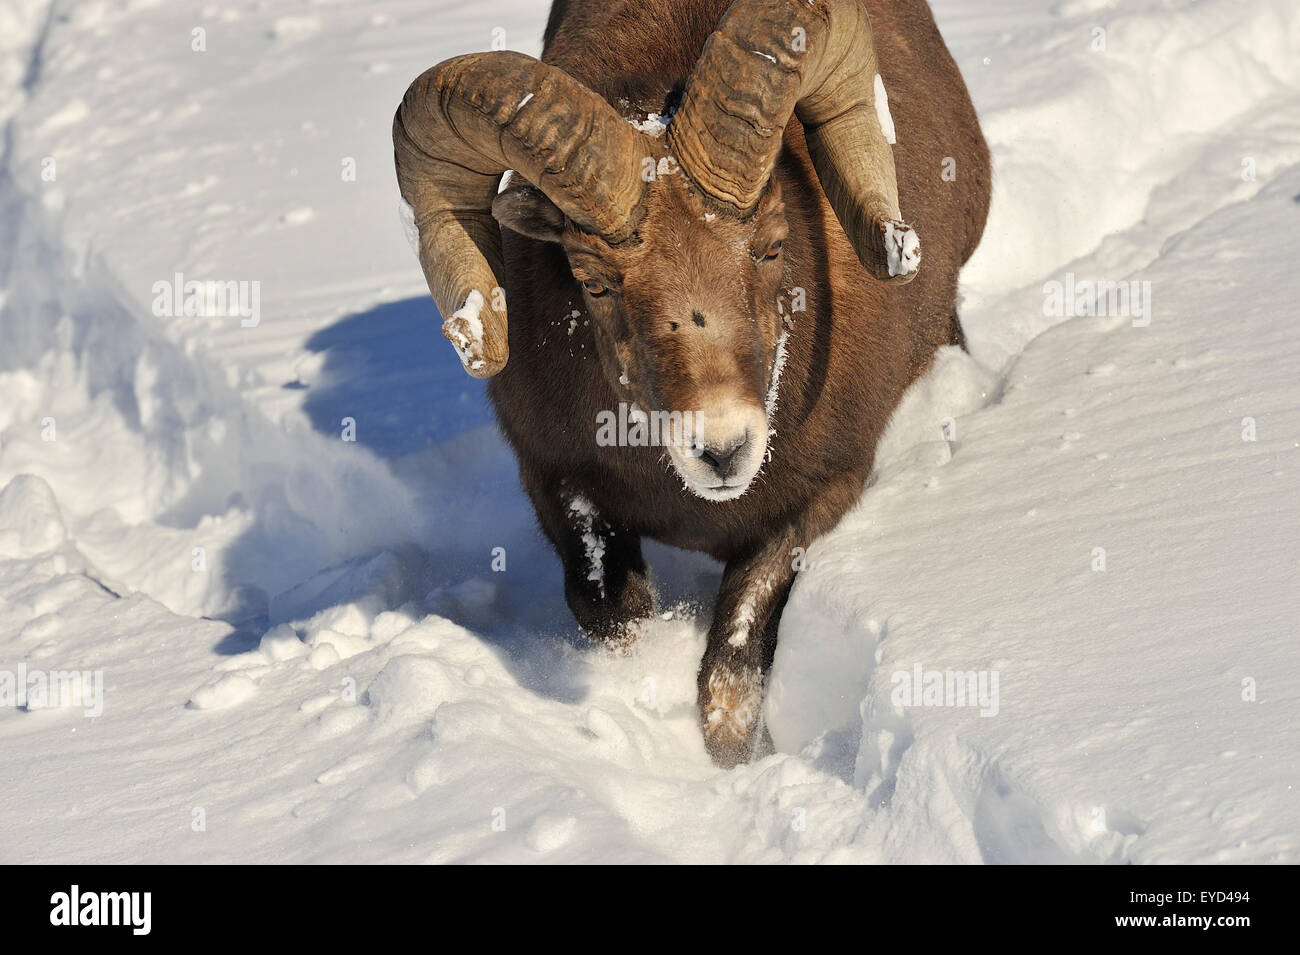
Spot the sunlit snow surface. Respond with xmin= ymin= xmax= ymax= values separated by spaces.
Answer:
xmin=0 ymin=0 xmax=1297 ymax=863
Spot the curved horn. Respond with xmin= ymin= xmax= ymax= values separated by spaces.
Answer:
xmin=394 ymin=52 xmax=648 ymax=377
xmin=667 ymin=0 xmax=919 ymax=283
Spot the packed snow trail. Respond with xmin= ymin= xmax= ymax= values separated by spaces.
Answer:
xmin=1 ymin=0 xmax=1297 ymax=862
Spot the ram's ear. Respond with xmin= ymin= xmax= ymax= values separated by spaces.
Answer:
xmin=492 ymin=179 xmax=566 ymax=244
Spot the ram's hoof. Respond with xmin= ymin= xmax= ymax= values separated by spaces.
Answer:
xmin=567 ymin=569 xmax=655 ymax=653
xmin=581 ymin=620 xmax=645 ymax=655
xmin=700 ymin=662 xmax=763 ymax=767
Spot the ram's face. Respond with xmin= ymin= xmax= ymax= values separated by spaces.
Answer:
xmin=498 ymin=172 xmax=788 ymax=501
xmin=573 ymin=174 xmax=790 ymax=500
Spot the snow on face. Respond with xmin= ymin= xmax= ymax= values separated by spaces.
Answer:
xmin=764 ymin=331 xmax=790 ymax=422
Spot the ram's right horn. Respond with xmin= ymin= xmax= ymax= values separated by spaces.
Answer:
xmin=393 ymin=52 xmax=651 ymax=377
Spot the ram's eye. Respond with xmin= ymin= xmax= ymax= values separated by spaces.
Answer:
xmin=581 ymin=279 xmax=608 ymax=296
xmin=762 ymin=240 xmax=783 ymax=261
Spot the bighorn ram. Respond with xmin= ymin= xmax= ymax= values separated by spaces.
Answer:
xmin=394 ymin=0 xmax=990 ymax=765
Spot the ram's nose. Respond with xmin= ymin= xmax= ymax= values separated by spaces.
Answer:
xmin=697 ymin=437 xmax=747 ymax=481
xmin=669 ymin=396 xmax=768 ymax=501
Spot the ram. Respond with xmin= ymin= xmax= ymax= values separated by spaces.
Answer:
xmin=394 ymin=0 xmax=990 ymax=765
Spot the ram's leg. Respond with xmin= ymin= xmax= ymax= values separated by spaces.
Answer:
xmin=698 ymin=484 xmax=863 ymax=767
xmin=697 ymin=541 xmax=796 ymax=767
xmin=521 ymin=469 xmax=654 ymax=646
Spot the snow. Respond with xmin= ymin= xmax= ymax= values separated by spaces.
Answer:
xmin=444 ymin=288 xmax=487 ymax=372
xmin=628 ymin=112 xmax=669 ymax=137
xmin=873 ymin=73 xmax=896 ymax=145
xmin=565 ymin=493 xmax=606 ymax=598
xmin=763 ymin=330 xmax=790 ymax=421
xmin=398 ymin=196 xmax=422 ymax=257
xmin=883 ymin=219 xmax=921 ymax=277
xmin=0 ymin=0 xmax=1297 ymax=863
xmin=0 ymin=474 xmax=66 ymax=556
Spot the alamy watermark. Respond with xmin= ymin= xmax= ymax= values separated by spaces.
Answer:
xmin=596 ymin=402 xmax=705 ymax=454
xmin=50 ymin=885 xmax=150 ymax=935
xmin=0 ymin=664 xmax=103 ymax=718
xmin=1043 ymin=272 xmax=1152 ymax=327
xmin=152 ymin=272 xmax=261 ymax=327
xmin=891 ymin=663 xmax=999 ymax=717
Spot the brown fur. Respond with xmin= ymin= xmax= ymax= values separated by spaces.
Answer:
xmin=486 ymin=0 xmax=991 ymax=765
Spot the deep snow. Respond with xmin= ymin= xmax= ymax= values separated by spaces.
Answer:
xmin=0 ymin=0 xmax=1297 ymax=863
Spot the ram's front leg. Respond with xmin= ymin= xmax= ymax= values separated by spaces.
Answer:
xmin=697 ymin=479 xmax=865 ymax=766
xmin=697 ymin=538 xmax=801 ymax=767
xmin=523 ymin=472 xmax=654 ymax=646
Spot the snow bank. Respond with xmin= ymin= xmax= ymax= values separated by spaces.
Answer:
xmin=769 ymin=156 xmax=1300 ymax=865
xmin=953 ymin=0 xmax=1300 ymax=369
